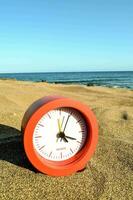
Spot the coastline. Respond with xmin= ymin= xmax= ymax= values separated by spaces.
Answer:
xmin=0 ymin=79 xmax=133 ymax=199
xmin=0 ymin=71 xmax=133 ymax=90
xmin=0 ymin=77 xmax=133 ymax=90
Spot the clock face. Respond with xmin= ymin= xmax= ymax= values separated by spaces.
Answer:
xmin=33 ymin=107 xmax=87 ymax=161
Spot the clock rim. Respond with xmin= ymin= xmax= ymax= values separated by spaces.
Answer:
xmin=23 ymin=96 xmax=98 ymax=176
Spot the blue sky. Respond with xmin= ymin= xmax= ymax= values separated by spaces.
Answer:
xmin=0 ymin=0 xmax=133 ymax=73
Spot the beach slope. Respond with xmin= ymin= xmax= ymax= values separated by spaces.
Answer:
xmin=0 ymin=80 xmax=133 ymax=200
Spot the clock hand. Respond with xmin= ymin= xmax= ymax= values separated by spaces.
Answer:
xmin=60 ymin=134 xmax=68 ymax=143
xmin=57 ymin=116 xmax=65 ymax=143
xmin=63 ymin=137 xmax=68 ymax=143
xmin=56 ymin=119 xmax=62 ymax=142
xmin=57 ymin=116 xmax=69 ymax=143
xmin=57 ymin=119 xmax=62 ymax=132
xmin=63 ymin=113 xmax=71 ymax=132
xmin=57 ymin=116 xmax=65 ymax=133
xmin=65 ymin=135 xmax=76 ymax=140
xmin=61 ymin=116 xmax=65 ymax=130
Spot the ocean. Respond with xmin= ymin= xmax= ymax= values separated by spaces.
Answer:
xmin=0 ymin=71 xmax=133 ymax=89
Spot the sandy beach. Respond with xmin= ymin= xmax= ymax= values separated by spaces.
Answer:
xmin=0 ymin=79 xmax=133 ymax=200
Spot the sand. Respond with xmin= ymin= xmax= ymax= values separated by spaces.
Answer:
xmin=0 ymin=79 xmax=133 ymax=200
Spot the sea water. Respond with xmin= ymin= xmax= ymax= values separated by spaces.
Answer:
xmin=0 ymin=71 xmax=133 ymax=89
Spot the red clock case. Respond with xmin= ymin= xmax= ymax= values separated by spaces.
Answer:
xmin=21 ymin=96 xmax=98 ymax=176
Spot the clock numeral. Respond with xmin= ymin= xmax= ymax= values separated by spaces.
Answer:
xmin=70 ymin=148 xmax=73 ymax=153
xmin=79 ymin=130 xmax=85 ymax=133
xmin=77 ymin=141 xmax=81 ymax=144
xmin=60 ymin=152 xmax=62 ymax=159
xmin=76 ymin=119 xmax=82 ymax=124
xmin=47 ymin=113 xmax=51 ymax=119
xmin=38 ymin=124 xmax=44 ymax=127
xmin=35 ymin=136 xmax=42 ymax=138
xmin=69 ymin=111 xmax=73 ymax=116
xmin=49 ymin=151 xmax=52 ymax=157
xmin=39 ymin=145 xmax=45 ymax=150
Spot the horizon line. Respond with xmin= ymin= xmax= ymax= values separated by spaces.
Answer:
xmin=0 ymin=70 xmax=133 ymax=74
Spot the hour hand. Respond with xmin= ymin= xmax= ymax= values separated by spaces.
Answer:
xmin=65 ymin=135 xmax=76 ymax=140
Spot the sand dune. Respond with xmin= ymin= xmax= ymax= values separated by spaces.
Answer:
xmin=0 ymin=80 xmax=133 ymax=200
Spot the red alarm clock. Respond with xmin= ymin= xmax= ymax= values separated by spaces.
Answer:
xmin=21 ymin=96 xmax=98 ymax=176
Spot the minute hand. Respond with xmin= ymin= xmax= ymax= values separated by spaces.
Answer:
xmin=63 ymin=114 xmax=71 ymax=132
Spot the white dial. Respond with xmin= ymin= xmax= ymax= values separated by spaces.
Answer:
xmin=33 ymin=108 xmax=87 ymax=161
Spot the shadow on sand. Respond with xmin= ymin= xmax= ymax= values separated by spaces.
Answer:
xmin=0 ymin=124 xmax=37 ymax=172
